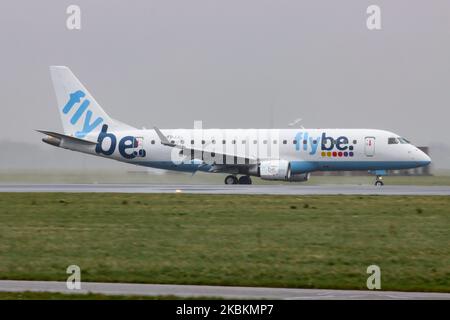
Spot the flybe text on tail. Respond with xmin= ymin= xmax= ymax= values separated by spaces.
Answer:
xmin=63 ymin=90 xmax=104 ymax=138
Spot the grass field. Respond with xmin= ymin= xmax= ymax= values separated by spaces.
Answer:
xmin=0 ymin=193 xmax=449 ymax=292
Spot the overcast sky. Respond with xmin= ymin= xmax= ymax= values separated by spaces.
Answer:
xmin=1 ymin=0 xmax=450 ymax=168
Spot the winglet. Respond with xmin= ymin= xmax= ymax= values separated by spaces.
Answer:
xmin=154 ymin=127 xmax=176 ymax=147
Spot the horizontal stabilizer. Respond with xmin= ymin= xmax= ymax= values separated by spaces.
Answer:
xmin=36 ymin=130 xmax=97 ymax=146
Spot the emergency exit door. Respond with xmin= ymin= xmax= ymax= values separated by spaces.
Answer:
xmin=364 ymin=137 xmax=375 ymax=157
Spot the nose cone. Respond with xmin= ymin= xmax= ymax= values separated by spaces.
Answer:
xmin=418 ymin=150 xmax=431 ymax=167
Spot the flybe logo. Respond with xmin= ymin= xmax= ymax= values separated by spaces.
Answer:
xmin=295 ymin=132 xmax=355 ymax=157
xmin=96 ymin=124 xmax=146 ymax=159
xmin=63 ymin=90 xmax=103 ymax=138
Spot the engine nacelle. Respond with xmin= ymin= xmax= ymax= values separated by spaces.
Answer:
xmin=259 ymin=160 xmax=291 ymax=180
xmin=259 ymin=160 xmax=311 ymax=182
xmin=289 ymin=172 xmax=310 ymax=182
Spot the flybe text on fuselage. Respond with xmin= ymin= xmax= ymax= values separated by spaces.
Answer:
xmin=294 ymin=132 xmax=355 ymax=157
xmin=96 ymin=124 xmax=146 ymax=159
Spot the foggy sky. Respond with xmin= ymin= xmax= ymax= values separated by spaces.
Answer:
xmin=1 ymin=0 xmax=450 ymax=169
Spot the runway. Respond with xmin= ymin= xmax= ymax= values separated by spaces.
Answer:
xmin=1 ymin=184 xmax=450 ymax=195
xmin=0 ymin=280 xmax=449 ymax=299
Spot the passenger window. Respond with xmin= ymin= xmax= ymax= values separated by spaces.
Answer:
xmin=242 ymin=140 xmax=246 ymax=144
xmin=293 ymin=140 xmax=297 ymax=144
xmin=253 ymin=140 xmax=257 ymax=144
xmin=222 ymin=140 xmax=226 ymax=144
xmin=151 ymin=140 xmax=155 ymax=144
xmin=263 ymin=140 xmax=268 ymax=144
xmin=283 ymin=140 xmax=287 ymax=144
xmin=388 ymin=137 xmax=399 ymax=144
xmin=353 ymin=140 xmax=357 ymax=144
xmin=191 ymin=140 xmax=194 ymax=144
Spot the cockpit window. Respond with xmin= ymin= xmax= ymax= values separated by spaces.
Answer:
xmin=388 ymin=137 xmax=399 ymax=144
xmin=398 ymin=137 xmax=410 ymax=144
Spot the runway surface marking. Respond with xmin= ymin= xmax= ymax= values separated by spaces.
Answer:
xmin=1 ymin=184 xmax=450 ymax=195
xmin=0 ymin=280 xmax=449 ymax=299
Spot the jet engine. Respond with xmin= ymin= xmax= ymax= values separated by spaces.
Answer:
xmin=289 ymin=172 xmax=310 ymax=182
xmin=259 ymin=160 xmax=310 ymax=182
xmin=259 ymin=160 xmax=291 ymax=180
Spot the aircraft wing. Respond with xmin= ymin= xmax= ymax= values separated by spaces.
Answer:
xmin=154 ymin=127 xmax=257 ymax=166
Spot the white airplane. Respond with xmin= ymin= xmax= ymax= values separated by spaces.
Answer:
xmin=38 ymin=66 xmax=431 ymax=186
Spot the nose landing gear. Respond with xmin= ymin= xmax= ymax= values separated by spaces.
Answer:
xmin=374 ymin=176 xmax=384 ymax=186
xmin=369 ymin=170 xmax=386 ymax=186
xmin=224 ymin=175 xmax=252 ymax=185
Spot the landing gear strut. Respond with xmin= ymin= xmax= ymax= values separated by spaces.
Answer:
xmin=374 ymin=176 xmax=384 ymax=186
xmin=224 ymin=175 xmax=252 ymax=185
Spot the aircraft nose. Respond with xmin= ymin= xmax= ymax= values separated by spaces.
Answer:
xmin=418 ymin=149 xmax=431 ymax=166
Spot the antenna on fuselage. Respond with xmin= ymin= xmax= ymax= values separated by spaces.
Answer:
xmin=288 ymin=118 xmax=304 ymax=129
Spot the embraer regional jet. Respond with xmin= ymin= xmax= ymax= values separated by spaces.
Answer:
xmin=38 ymin=66 xmax=431 ymax=186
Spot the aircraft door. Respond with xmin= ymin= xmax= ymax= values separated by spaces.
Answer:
xmin=364 ymin=136 xmax=375 ymax=157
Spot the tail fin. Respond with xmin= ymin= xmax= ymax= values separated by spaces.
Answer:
xmin=49 ymin=66 xmax=133 ymax=138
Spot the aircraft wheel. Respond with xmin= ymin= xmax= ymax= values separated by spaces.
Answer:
xmin=238 ymin=176 xmax=252 ymax=185
xmin=375 ymin=180 xmax=384 ymax=186
xmin=224 ymin=175 xmax=238 ymax=185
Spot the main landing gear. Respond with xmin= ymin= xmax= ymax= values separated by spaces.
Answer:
xmin=224 ymin=175 xmax=252 ymax=185
xmin=374 ymin=175 xmax=384 ymax=186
